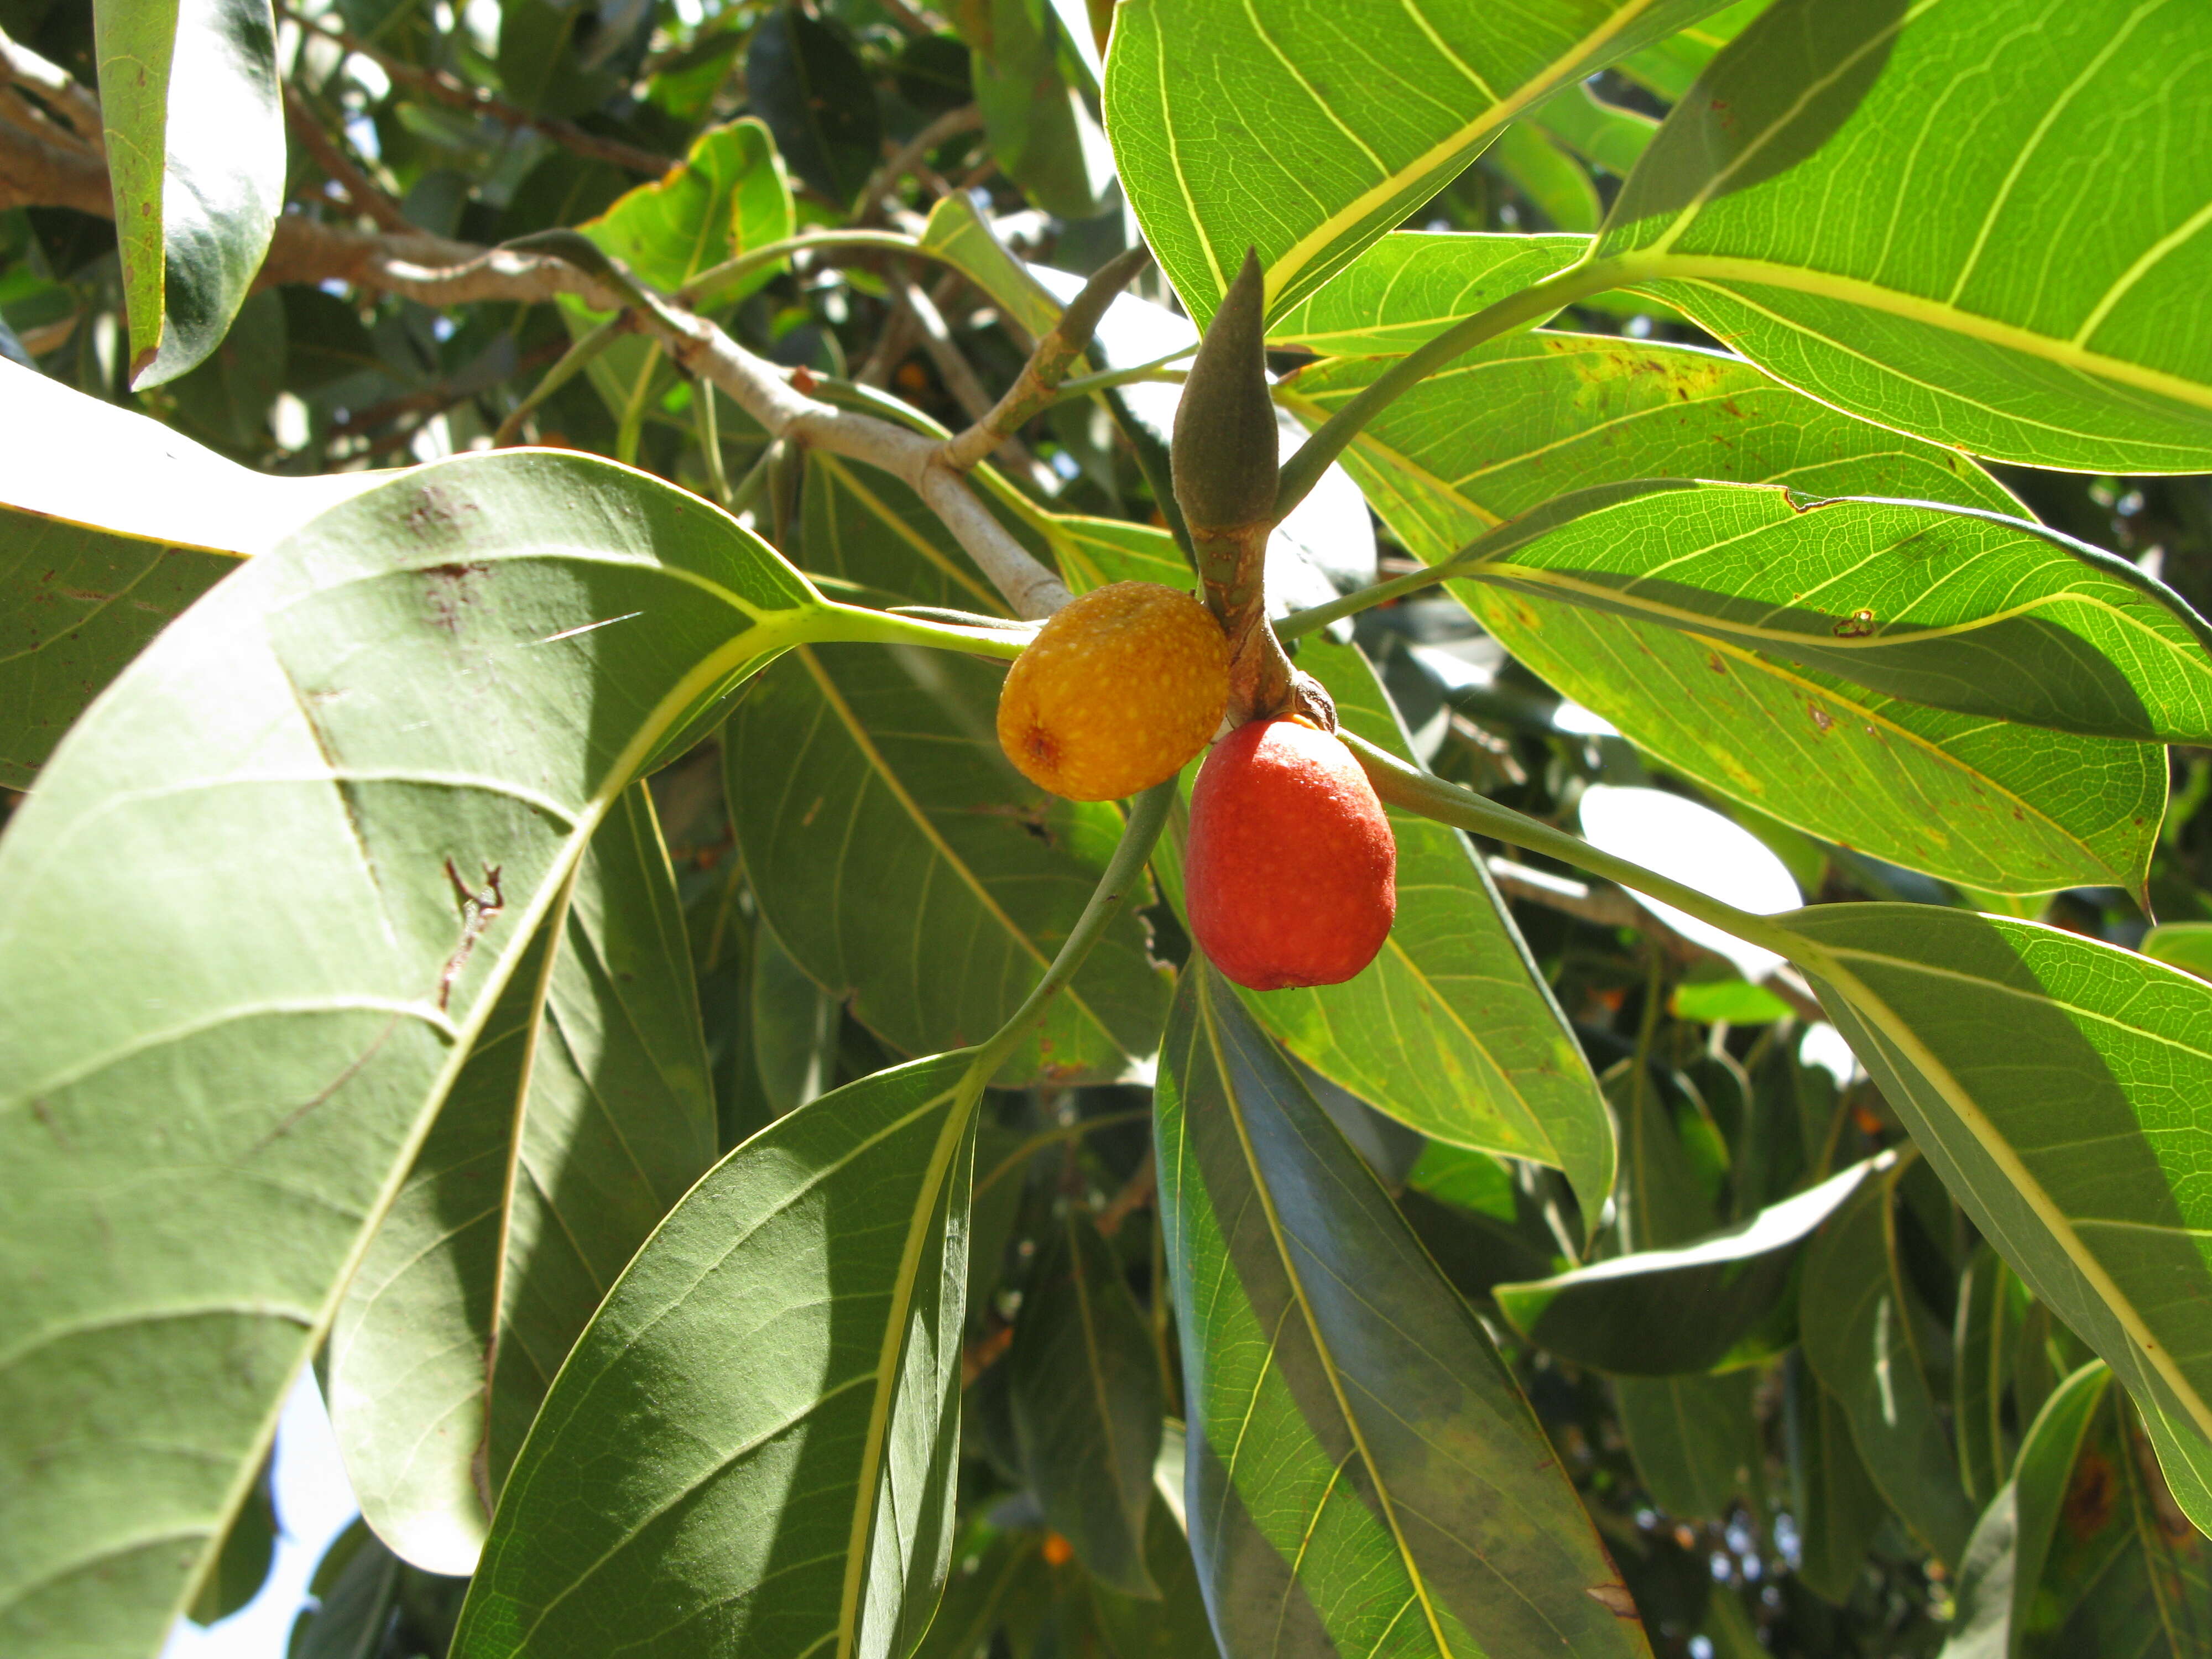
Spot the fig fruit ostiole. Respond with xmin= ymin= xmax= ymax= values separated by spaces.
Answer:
xmin=1185 ymin=714 xmax=1397 ymax=990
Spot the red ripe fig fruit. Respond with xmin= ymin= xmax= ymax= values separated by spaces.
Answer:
xmin=1185 ymin=716 xmax=1396 ymax=990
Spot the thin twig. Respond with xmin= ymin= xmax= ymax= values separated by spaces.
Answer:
xmin=283 ymin=7 xmax=676 ymax=177
xmin=886 ymin=267 xmax=1059 ymax=493
xmin=854 ymin=103 xmax=982 ymax=224
xmin=940 ymin=245 xmax=1150 ymax=472
xmin=283 ymin=84 xmax=410 ymax=232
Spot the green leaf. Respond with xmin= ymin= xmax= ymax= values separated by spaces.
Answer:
xmin=1282 ymin=327 xmax=2169 ymax=895
xmin=1611 ymin=1056 xmax=1718 ymax=1254
xmin=800 ymin=452 xmax=1023 ymax=615
xmin=1591 ymin=0 xmax=2212 ymax=472
xmin=972 ymin=0 xmax=1115 ymax=221
xmin=1611 ymin=0 xmax=1763 ymax=101
xmin=1942 ymin=1359 xmax=2111 ymax=1659
xmin=1788 ymin=1358 xmax=1886 ymax=1607
xmin=0 ymin=449 xmax=842 ymax=1658
xmin=917 ymin=195 xmax=1068 ymax=344
xmin=289 ymin=1521 xmax=404 ymax=1659
xmin=1100 ymin=0 xmax=1734 ymax=324
xmin=450 ymin=1052 xmax=978 ymax=1659
xmin=0 ymin=374 xmax=406 ymax=784
xmin=93 ymin=0 xmax=284 ymax=386
xmin=1265 ymin=232 xmax=1590 ymax=357
xmin=1531 ymin=84 xmax=1658 ymax=180
xmin=2142 ymin=922 xmax=2212 ymax=983
xmin=911 ymin=1529 xmax=1049 ymax=1659
xmin=586 ymin=117 xmax=796 ymax=303
xmin=1799 ymin=1155 xmax=1976 ymax=1565
xmin=753 ymin=916 xmax=840 ymax=1117
xmin=1062 ymin=517 xmax=1614 ymax=1213
xmin=1087 ymin=1497 xmax=1223 ymax=1659
xmin=1780 ymin=906 xmax=2212 ymax=1541
xmin=1449 ymin=480 xmax=2212 ymax=745
xmin=330 ymin=780 xmax=718 ymax=1571
xmin=1615 ymin=1371 xmax=1759 ymax=1522
xmin=567 ymin=119 xmax=795 ymax=449
xmin=1486 ymin=123 xmax=1602 ymax=234
xmin=1955 ymin=1247 xmax=2032 ymax=1509
xmin=1009 ymin=1207 xmax=1164 ymax=1598
xmin=188 ymin=1452 xmax=275 ymax=1625
xmin=746 ymin=6 xmax=883 ymax=208
xmin=725 ymin=644 xmax=1168 ymax=1086
xmin=1495 ymin=1154 xmax=1886 ymax=1376
xmin=1157 ymin=961 xmax=1650 ymax=1658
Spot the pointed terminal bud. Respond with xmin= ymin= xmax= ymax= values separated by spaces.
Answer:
xmin=1172 ymin=249 xmax=1276 ymax=534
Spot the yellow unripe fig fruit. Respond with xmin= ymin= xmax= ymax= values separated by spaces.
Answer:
xmin=997 ymin=581 xmax=1230 ymax=801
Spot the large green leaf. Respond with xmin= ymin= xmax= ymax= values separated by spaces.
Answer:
xmin=1777 ymin=905 xmax=2212 ymax=1537
xmin=1282 ymin=327 xmax=2168 ymax=894
xmin=1588 ymin=0 xmax=2212 ymax=471
xmin=0 ymin=448 xmax=873 ymax=1658
xmin=1157 ymin=961 xmax=1651 ymax=1659
xmin=917 ymin=195 xmax=1067 ymax=344
xmin=800 ymin=452 xmax=1022 ymax=616
xmin=1266 ymin=233 xmax=1588 ymax=357
xmin=450 ymin=1052 xmax=978 ymax=1659
xmin=0 ymin=372 xmax=401 ymax=786
xmin=1009 ymin=1207 xmax=1164 ymax=1598
xmin=1448 ymin=481 xmax=2212 ymax=744
xmin=333 ymin=781 xmax=719 ymax=1573
xmin=1057 ymin=517 xmax=1614 ymax=1212
xmin=567 ymin=119 xmax=795 ymax=449
xmin=1799 ymin=1156 xmax=1976 ymax=1567
xmin=1100 ymin=0 xmax=1731 ymax=323
xmin=1614 ymin=1371 xmax=1759 ymax=1522
xmin=971 ymin=0 xmax=1115 ymax=220
xmin=93 ymin=0 xmax=284 ymax=386
xmin=1495 ymin=1154 xmax=1885 ymax=1376
xmin=726 ymin=644 xmax=1168 ymax=1086
xmin=745 ymin=6 xmax=882 ymax=208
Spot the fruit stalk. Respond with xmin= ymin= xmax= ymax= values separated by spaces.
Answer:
xmin=1171 ymin=248 xmax=1296 ymax=724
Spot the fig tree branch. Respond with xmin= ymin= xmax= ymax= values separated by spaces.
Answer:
xmin=0 ymin=105 xmax=1073 ymax=619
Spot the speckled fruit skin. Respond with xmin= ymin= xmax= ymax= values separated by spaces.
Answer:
xmin=997 ymin=581 xmax=1230 ymax=801
xmin=1185 ymin=717 xmax=1396 ymax=990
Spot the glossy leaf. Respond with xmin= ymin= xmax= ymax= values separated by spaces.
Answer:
xmin=1799 ymin=1156 xmax=1975 ymax=1566
xmin=93 ymin=0 xmax=284 ymax=386
xmin=568 ymin=119 xmax=795 ymax=447
xmin=451 ymin=1053 xmax=978 ymax=1659
xmin=1451 ymin=480 xmax=2212 ymax=744
xmin=726 ymin=644 xmax=1168 ymax=1086
xmin=1782 ymin=905 xmax=2212 ymax=1537
xmin=1283 ymin=328 xmax=2168 ymax=895
xmin=1265 ymin=233 xmax=1588 ymax=357
xmin=1615 ymin=1372 xmax=1758 ymax=1522
xmin=917 ymin=195 xmax=1066 ymax=343
xmin=1009 ymin=1207 xmax=1164 ymax=1597
xmin=1593 ymin=0 xmax=2212 ymax=471
xmin=0 ymin=450 xmax=838 ymax=1658
xmin=746 ymin=6 xmax=881 ymax=208
xmin=1101 ymin=0 xmax=1731 ymax=324
xmin=1157 ymin=962 xmax=1650 ymax=1659
xmin=971 ymin=0 xmax=1114 ymax=220
xmin=1495 ymin=1154 xmax=1885 ymax=1376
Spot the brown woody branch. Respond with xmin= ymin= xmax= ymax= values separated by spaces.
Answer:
xmin=282 ymin=83 xmax=410 ymax=233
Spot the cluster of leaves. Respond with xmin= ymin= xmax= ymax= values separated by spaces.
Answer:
xmin=7 ymin=2 xmax=2212 ymax=1659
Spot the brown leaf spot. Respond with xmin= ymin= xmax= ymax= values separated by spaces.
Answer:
xmin=1707 ymin=651 xmax=1726 ymax=675
xmin=1807 ymin=702 xmax=1834 ymax=734
xmin=2065 ymin=1449 xmax=2117 ymax=1539
xmin=1585 ymin=1583 xmax=1637 ymax=1618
